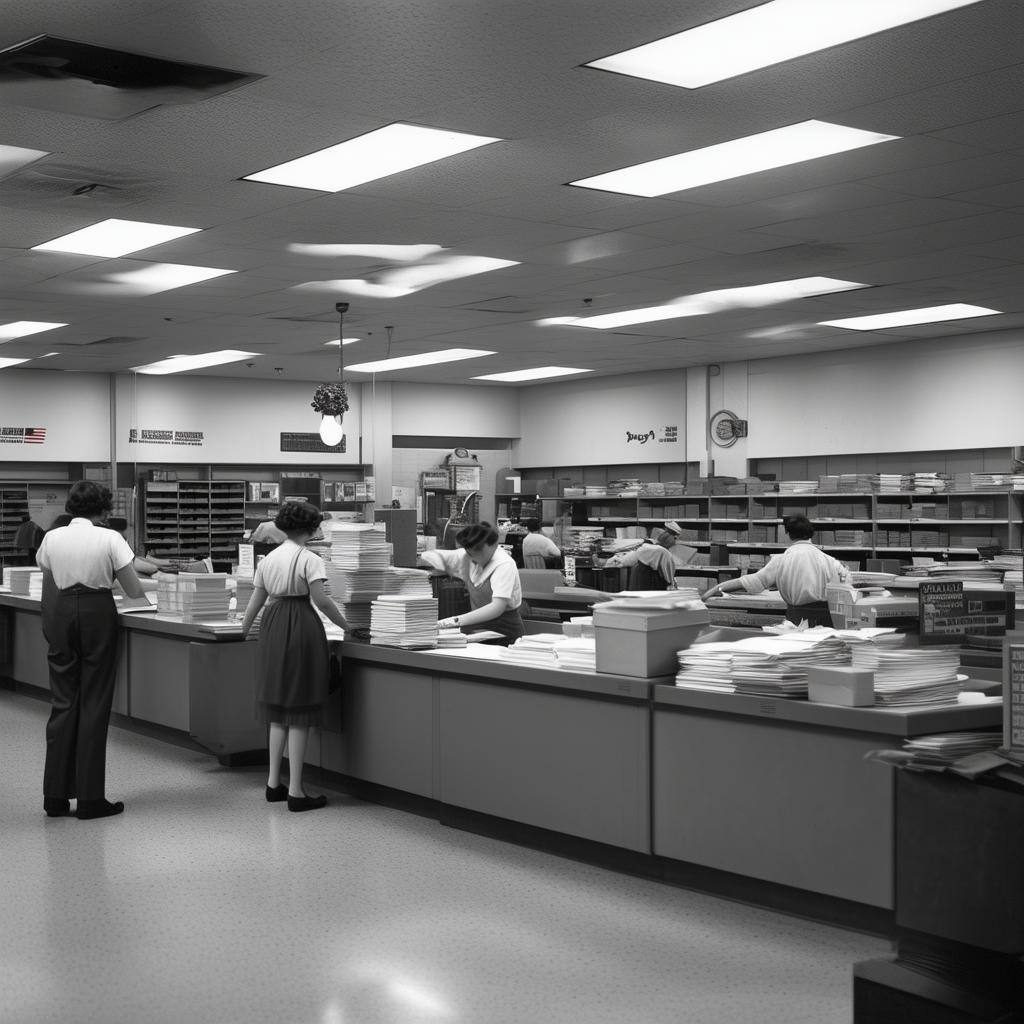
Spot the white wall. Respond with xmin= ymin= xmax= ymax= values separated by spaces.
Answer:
xmin=514 ymin=370 xmax=686 ymax=466
xmin=113 ymin=375 xmax=362 ymax=464
xmin=391 ymin=383 xmax=520 ymax=438
xmin=0 ymin=369 xmax=111 ymax=461
xmin=746 ymin=332 xmax=1024 ymax=458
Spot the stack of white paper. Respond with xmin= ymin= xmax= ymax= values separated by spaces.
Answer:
xmin=157 ymin=573 xmax=231 ymax=622
xmin=6 ymin=567 xmax=42 ymax=596
xmin=851 ymin=643 xmax=961 ymax=706
xmin=554 ymin=638 xmax=598 ymax=673
xmin=323 ymin=522 xmax=391 ymax=569
xmin=675 ymin=641 xmax=738 ymax=692
xmin=500 ymin=634 xmax=562 ymax=666
xmin=436 ymin=628 xmax=468 ymax=648
xmin=903 ymin=730 xmax=1002 ymax=760
xmin=369 ymin=594 xmax=439 ymax=649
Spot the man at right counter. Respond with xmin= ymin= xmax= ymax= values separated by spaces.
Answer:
xmin=702 ymin=515 xmax=848 ymax=627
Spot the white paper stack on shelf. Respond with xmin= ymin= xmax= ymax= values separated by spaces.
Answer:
xmin=777 ymin=480 xmax=817 ymax=494
xmin=5 ymin=567 xmax=42 ymax=597
xmin=988 ymin=554 xmax=1023 ymax=603
xmin=554 ymin=638 xmax=597 ymax=672
xmin=369 ymin=594 xmax=439 ymax=649
xmin=157 ymin=573 xmax=231 ymax=623
xmin=729 ymin=633 xmax=849 ymax=698
xmin=874 ymin=473 xmax=904 ymax=493
xmin=902 ymin=730 xmax=1003 ymax=760
xmin=903 ymin=562 xmax=1005 ymax=583
xmin=851 ymin=642 xmax=961 ymax=706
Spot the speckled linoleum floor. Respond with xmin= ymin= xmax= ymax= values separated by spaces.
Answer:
xmin=1 ymin=686 xmax=888 ymax=1024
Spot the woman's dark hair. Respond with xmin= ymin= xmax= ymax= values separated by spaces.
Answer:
xmin=65 ymin=480 xmax=113 ymax=518
xmin=524 ymin=518 xmax=541 ymax=532
xmin=456 ymin=522 xmax=499 ymax=550
xmin=274 ymin=501 xmax=323 ymax=535
xmin=106 ymin=516 xmax=128 ymax=533
xmin=783 ymin=515 xmax=814 ymax=541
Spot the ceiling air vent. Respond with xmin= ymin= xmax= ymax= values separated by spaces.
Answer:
xmin=0 ymin=35 xmax=262 ymax=120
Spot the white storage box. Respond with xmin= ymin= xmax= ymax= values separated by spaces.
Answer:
xmin=593 ymin=605 xmax=709 ymax=678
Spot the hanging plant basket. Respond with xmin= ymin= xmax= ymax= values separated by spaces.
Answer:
xmin=310 ymin=381 xmax=349 ymax=417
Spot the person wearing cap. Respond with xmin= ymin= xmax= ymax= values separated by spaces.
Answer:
xmin=35 ymin=481 xmax=147 ymax=820
xmin=520 ymin=518 xmax=561 ymax=569
xmin=601 ymin=528 xmax=678 ymax=590
xmin=703 ymin=515 xmax=849 ymax=626
xmin=419 ymin=521 xmax=525 ymax=644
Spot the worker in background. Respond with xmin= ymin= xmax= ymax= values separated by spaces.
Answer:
xmin=703 ymin=515 xmax=848 ymax=627
xmin=419 ymin=521 xmax=525 ymax=645
xmin=601 ymin=528 xmax=678 ymax=590
xmin=521 ymin=518 xmax=561 ymax=569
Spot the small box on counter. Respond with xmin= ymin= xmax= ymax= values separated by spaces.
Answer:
xmin=807 ymin=665 xmax=875 ymax=706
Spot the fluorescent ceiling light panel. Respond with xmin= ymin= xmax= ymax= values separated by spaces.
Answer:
xmin=324 ymin=337 xmax=361 ymax=346
xmin=585 ymin=1 xmax=986 ymax=89
xmin=132 ymin=350 xmax=258 ymax=375
xmin=32 ymin=218 xmax=201 ymax=257
xmin=0 ymin=144 xmax=50 ymax=178
xmin=94 ymin=263 xmax=236 ymax=295
xmin=473 ymin=367 xmax=593 ymax=383
xmin=346 ymin=349 xmax=495 ymax=374
xmin=0 ymin=357 xmax=30 ymax=369
xmin=819 ymin=303 xmax=1000 ymax=331
xmin=570 ymin=121 xmax=898 ymax=197
xmin=289 ymin=243 xmax=444 ymax=262
xmin=243 ymin=123 xmax=501 ymax=192
xmin=556 ymin=277 xmax=867 ymax=330
xmin=0 ymin=321 xmax=67 ymax=341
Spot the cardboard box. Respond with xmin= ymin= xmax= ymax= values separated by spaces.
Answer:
xmin=593 ymin=605 xmax=709 ymax=678
xmin=808 ymin=665 xmax=875 ymax=706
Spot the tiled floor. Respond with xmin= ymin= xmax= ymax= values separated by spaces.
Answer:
xmin=1 ymin=687 xmax=887 ymax=1023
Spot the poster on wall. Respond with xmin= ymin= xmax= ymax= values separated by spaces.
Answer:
xmin=128 ymin=428 xmax=204 ymax=447
xmin=0 ymin=426 xmax=47 ymax=446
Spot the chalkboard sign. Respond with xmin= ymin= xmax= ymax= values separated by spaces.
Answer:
xmin=1004 ymin=640 xmax=1024 ymax=760
xmin=918 ymin=580 xmax=1014 ymax=645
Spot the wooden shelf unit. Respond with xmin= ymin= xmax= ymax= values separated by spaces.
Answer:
xmin=142 ymin=479 xmax=245 ymax=569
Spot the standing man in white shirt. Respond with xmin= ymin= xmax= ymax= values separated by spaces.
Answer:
xmin=703 ymin=515 xmax=848 ymax=626
xmin=36 ymin=481 xmax=146 ymax=819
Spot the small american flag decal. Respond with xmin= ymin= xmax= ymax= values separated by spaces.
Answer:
xmin=24 ymin=427 xmax=46 ymax=443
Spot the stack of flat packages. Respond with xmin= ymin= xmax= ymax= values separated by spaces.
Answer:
xmin=500 ymin=634 xmax=562 ymax=666
xmin=322 ymin=523 xmax=392 ymax=629
xmin=157 ymin=572 xmax=231 ymax=622
xmin=436 ymin=627 xmax=468 ymax=648
xmin=554 ymin=638 xmax=598 ymax=672
xmin=5 ymin=567 xmax=42 ymax=597
xmin=233 ymin=577 xmax=255 ymax=615
xmin=729 ymin=632 xmax=849 ymax=698
xmin=324 ymin=563 xmax=432 ymax=631
xmin=369 ymin=594 xmax=439 ymax=648
xmin=851 ymin=639 xmax=962 ymax=706
xmin=675 ymin=641 xmax=739 ymax=693
xmin=902 ymin=730 xmax=1003 ymax=763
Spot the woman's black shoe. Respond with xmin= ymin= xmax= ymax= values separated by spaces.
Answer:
xmin=287 ymin=793 xmax=327 ymax=813
xmin=265 ymin=784 xmax=288 ymax=803
xmin=76 ymin=799 xmax=125 ymax=820
xmin=44 ymin=797 xmax=71 ymax=817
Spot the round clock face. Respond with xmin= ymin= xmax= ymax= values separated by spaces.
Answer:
xmin=453 ymin=447 xmax=469 ymax=458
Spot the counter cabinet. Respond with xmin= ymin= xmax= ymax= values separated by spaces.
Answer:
xmin=1 ymin=592 xmax=1003 ymax=932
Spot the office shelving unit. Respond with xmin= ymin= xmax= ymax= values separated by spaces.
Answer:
xmin=0 ymin=484 xmax=30 ymax=567
xmin=142 ymin=479 xmax=246 ymax=569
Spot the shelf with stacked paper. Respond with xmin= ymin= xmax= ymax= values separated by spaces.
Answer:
xmin=142 ymin=479 xmax=245 ymax=570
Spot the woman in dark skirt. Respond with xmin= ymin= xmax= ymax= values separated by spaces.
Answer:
xmin=240 ymin=502 xmax=347 ymax=812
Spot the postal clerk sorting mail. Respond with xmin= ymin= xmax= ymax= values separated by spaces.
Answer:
xmin=418 ymin=522 xmax=525 ymax=645
xmin=703 ymin=515 xmax=849 ymax=627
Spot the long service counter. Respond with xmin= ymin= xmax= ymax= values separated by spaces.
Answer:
xmin=0 ymin=591 xmax=1003 ymax=931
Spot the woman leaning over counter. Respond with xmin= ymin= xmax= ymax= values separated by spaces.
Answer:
xmin=418 ymin=522 xmax=525 ymax=645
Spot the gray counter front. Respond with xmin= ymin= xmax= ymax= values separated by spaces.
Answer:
xmin=652 ymin=686 xmax=1002 ymax=909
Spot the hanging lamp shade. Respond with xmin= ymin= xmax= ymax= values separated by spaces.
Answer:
xmin=313 ymin=302 xmax=350 ymax=446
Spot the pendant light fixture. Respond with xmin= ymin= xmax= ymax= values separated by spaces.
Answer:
xmin=312 ymin=301 xmax=350 ymax=446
